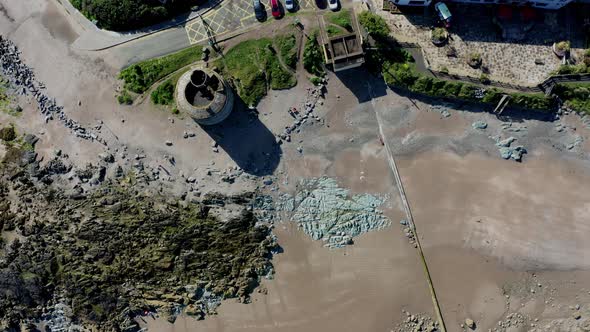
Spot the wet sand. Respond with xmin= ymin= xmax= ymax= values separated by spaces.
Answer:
xmin=399 ymin=150 xmax=590 ymax=270
xmin=41 ymin=1 xmax=79 ymax=44
xmin=142 ymin=221 xmax=434 ymax=332
xmin=3 ymin=1 xmax=590 ymax=331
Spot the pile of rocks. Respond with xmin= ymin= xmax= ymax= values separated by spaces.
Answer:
xmin=501 ymin=122 xmax=528 ymax=134
xmin=399 ymin=219 xmax=417 ymax=248
xmin=495 ymin=136 xmax=527 ymax=162
xmin=493 ymin=312 xmax=528 ymax=331
xmin=275 ymin=177 xmax=390 ymax=249
xmin=472 ymin=121 xmax=488 ymax=130
xmin=40 ymin=301 xmax=90 ymax=332
xmin=567 ymin=135 xmax=584 ymax=150
xmin=0 ymin=37 xmax=101 ymax=143
xmin=277 ymin=84 xmax=325 ymax=146
xmin=392 ymin=311 xmax=439 ymax=332
xmin=430 ymin=105 xmax=451 ymax=118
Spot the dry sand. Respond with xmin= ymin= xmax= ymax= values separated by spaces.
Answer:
xmin=2 ymin=1 xmax=590 ymax=332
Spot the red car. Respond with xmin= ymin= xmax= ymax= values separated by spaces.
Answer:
xmin=270 ymin=0 xmax=281 ymax=18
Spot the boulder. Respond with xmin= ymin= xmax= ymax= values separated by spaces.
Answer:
xmin=472 ymin=121 xmax=488 ymax=130
xmin=465 ymin=318 xmax=476 ymax=329
xmin=23 ymin=134 xmax=39 ymax=147
xmin=496 ymin=137 xmax=516 ymax=148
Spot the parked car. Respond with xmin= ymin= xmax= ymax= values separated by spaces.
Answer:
xmin=270 ymin=0 xmax=281 ymax=18
xmin=285 ymin=0 xmax=295 ymax=11
xmin=328 ymin=0 xmax=338 ymax=10
xmin=434 ymin=2 xmax=452 ymax=28
xmin=253 ymin=0 xmax=266 ymax=21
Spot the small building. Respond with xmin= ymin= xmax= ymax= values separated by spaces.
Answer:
xmin=318 ymin=9 xmax=365 ymax=72
xmin=176 ymin=66 xmax=234 ymax=125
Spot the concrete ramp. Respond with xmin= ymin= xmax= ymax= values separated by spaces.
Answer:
xmin=493 ymin=94 xmax=511 ymax=115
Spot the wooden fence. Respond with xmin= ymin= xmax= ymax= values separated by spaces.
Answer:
xmin=538 ymin=73 xmax=590 ymax=94
xmin=429 ymin=70 xmax=542 ymax=93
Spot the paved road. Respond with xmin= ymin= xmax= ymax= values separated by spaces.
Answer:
xmin=185 ymin=0 xmax=318 ymax=44
xmin=109 ymin=26 xmax=193 ymax=69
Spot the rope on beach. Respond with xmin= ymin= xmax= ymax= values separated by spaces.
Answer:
xmin=367 ymin=82 xmax=448 ymax=332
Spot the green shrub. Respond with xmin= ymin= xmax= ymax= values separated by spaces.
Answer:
xmin=430 ymin=80 xmax=447 ymax=95
xmin=555 ymin=41 xmax=570 ymax=53
xmin=553 ymin=83 xmax=590 ymax=113
xmin=479 ymin=74 xmax=491 ymax=84
xmin=441 ymin=81 xmax=463 ymax=97
xmin=303 ymin=32 xmax=325 ymax=77
xmin=117 ymin=90 xmax=133 ymax=105
xmin=468 ymin=53 xmax=482 ymax=67
xmin=573 ymin=86 xmax=590 ymax=98
xmin=412 ymin=76 xmax=433 ymax=94
xmin=555 ymin=63 xmax=589 ymax=75
xmin=564 ymin=99 xmax=590 ymax=113
xmin=70 ymin=0 xmax=196 ymax=31
xmin=310 ymin=76 xmax=323 ymax=86
xmin=482 ymin=88 xmax=503 ymax=104
xmin=458 ymin=84 xmax=478 ymax=100
xmin=0 ymin=126 xmax=16 ymax=141
xmin=358 ymin=11 xmax=390 ymax=39
xmin=151 ymin=80 xmax=175 ymax=105
xmin=383 ymin=62 xmax=418 ymax=87
xmin=431 ymin=28 xmax=447 ymax=43
xmin=510 ymin=93 xmax=552 ymax=110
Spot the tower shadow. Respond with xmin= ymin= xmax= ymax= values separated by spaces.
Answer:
xmin=200 ymin=97 xmax=282 ymax=176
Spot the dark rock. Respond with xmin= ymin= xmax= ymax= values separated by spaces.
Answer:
xmin=23 ymin=134 xmax=39 ymax=147
xmin=20 ymin=151 xmax=37 ymax=166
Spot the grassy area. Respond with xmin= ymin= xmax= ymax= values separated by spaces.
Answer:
xmin=216 ymin=37 xmax=296 ymax=106
xmin=151 ymin=80 xmax=175 ymax=105
xmin=275 ymin=34 xmax=298 ymax=69
xmin=0 ymin=79 xmax=21 ymax=116
xmin=150 ymin=69 xmax=188 ymax=106
xmin=327 ymin=10 xmax=353 ymax=32
xmin=553 ymin=82 xmax=590 ymax=113
xmin=119 ymin=46 xmax=203 ymax=94
xmin=326 ymin=25 xmax=347 ymax=37
xmin=303 ymin=31 xmax=325 ymax=77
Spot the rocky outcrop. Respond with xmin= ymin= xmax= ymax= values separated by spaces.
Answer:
xmin=0 ymin=145 xmax=277 ymax=331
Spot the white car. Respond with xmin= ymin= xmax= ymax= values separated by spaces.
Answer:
xmin=328 ymin=0 xmax=338 ymax=10
xmin=285 ymin=0 xmax=295 ymax=11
